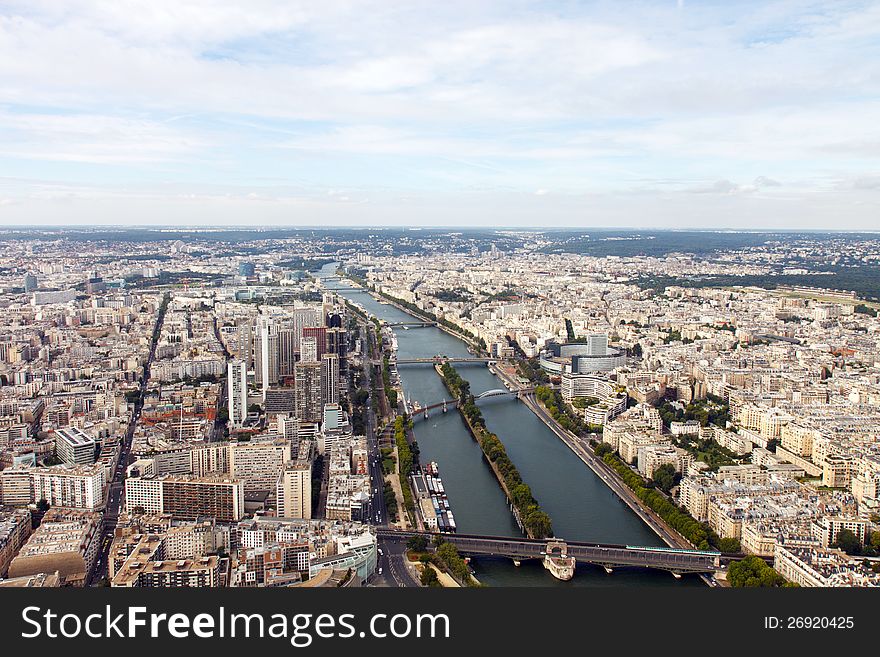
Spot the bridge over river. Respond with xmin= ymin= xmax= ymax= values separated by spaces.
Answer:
xmin=382 ymin=321 xmax=438 ymax=329
xmin=377 ymin=529 xmax=723 ymax=577
xmin=404 ymin=388 xmax=534 ymax=423
xmin=395 ymin=356 xmax=498 ymax=365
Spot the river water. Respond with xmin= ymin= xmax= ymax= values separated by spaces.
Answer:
xmin=319 ymin=264 xmax=698 ymax=586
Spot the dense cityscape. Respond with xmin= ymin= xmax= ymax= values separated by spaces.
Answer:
xmin=0 ymin=228 xmax=876 ymax=588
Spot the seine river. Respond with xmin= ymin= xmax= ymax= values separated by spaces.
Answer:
xmin=319 ymin=264 xmax=699 ymax=587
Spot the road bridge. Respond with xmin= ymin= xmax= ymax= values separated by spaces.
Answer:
xmin=377 ymin=529 xmax=722 ymax=574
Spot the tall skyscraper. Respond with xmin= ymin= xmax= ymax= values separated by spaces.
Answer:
xmin=254 ymin=316 xmax=279 ymax=398
xmin=294 ymin=361 xmax=322 ymax=423
xmin=236 ymin=320 xmax=253 ymax=369
xmin=302 ymin=326 xmax=327 ymax=359
xmin=300 ymin=336 xmax=318 ymax=363
xmin=321 ymin=353 xmax=340 ymax=407
xmin=227 ymin=359 xmax=248 ymax=427
xmin=291 ymin=307 xmax=320 ymax=353
xmin=326 ymin=326 xmax=348 ymax=377
xmin=278 ymin=321 xmax=298 ymax=378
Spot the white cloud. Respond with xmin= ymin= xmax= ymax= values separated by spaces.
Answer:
xmin=0 ymin=112 xmax=204 ymax=164
xmin=0 ymin=1 xmax=879 ymax=227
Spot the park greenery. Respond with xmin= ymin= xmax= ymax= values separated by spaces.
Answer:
xmin=657 ymin=394 xmax=731 ymax=429
xmin=516 ymin=357 xmax=549 ymax=385
xmin=393 ymin=416 xmax=416 ymax=517
xmin=434 ymin=288 xmax=471 ymax=303
xmin=420 ymin=565 xmax=441 ymax=587
xmin=727 ymin=556 xmax=790 ymax=587
xmin=674 ymin=435 xmax=741 ymax=471
xmin=435 ymin=540 xmax=478 ymax=587
xmin=276 ymin=257 xmax=336 ymax=271
xmin=406 ymin=535 xmax=429 ymax=552
xmin=661 ymin=328 xmax=692 ymax=344
xmin=440 ymin=362 xmax=553 ymax=539
xmin=628 ymin=264 xmax=880 ymax=303
xmin=655 ymin=395 xmax=741 ymax=470
xmin=535 ymin=385 xmax=603 ymax=434
xmin=405 ymin=536 xmax=478 ymax=587
xmin=382 ymin=481 xmax=398 ymax=522
xmin=380 ymin=447 xmax=396 ymax=475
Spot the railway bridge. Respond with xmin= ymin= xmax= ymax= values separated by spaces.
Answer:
xmin=377 ymin=530 xmax=722 ymax=576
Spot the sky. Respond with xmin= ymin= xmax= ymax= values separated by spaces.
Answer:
xmin=1 ymin=0 xmax=879 ymax=229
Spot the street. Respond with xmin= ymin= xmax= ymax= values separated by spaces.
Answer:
xmin=370 ymin=538 xmax=419 ymax=587
xmin=357 ymin=317 xmax=389 ymax=528
xmin=87 ymin=293 xmax=168 ymax=586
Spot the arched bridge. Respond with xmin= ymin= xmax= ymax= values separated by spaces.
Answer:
xmin=376 ymin=529 xmax=722 ymax=574
xmin=476 ymin=388 xmax=524 ymax=399
xmin=407 ymin=387 xmax=534 ymax=422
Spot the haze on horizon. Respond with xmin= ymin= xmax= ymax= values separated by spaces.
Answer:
xmin=0 ymin=1 xmax=879 ymax=230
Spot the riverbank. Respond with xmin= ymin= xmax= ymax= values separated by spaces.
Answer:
xmin=494 ymin=365 xmax=693 ymax=550
xmin=335 ymin=272 xmax=485 ymax=354
xmin=436 ymin=362 xmax=554 ymax=540
xmin=336 ymin=270 xmax=677 ymax=547
xmin=321 ymin=264 xmax=702 ymax=586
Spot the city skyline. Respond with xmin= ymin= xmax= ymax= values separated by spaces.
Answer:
xmin=1 ymin=1 xmax=880 ymax=229
xmin=1 ymin=229 xmax=879 ymax=591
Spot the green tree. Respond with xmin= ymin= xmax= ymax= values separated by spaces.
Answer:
xmin=594 ymin=442 xmax=612 ymax=457
xmin=407 ymin=535 xmax=428 ymax=552
xmin=831 ymin=528 xmax=862 ymax=555
xmin=420 ymin=566 xmax=441 ymax=587
xmin=651 ymin=463 xmax=678 ymax=493
xmin=727 ymin=556 xmax=786 ymax=587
